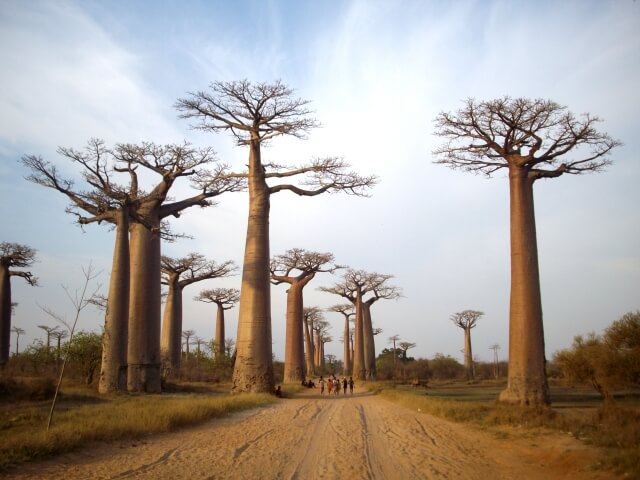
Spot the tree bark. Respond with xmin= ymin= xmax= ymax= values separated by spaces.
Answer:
xmin=303 ymin=315 xmax=314 ymax=377
xmin=283 ymin=283 xmax=305 ymax=382
xmin=215 ymin=304 xmax=225 ymax=360
xmin=499 ymin=166 xmax=549 ymax=405
xmin=352 ymin=288 xmax=366 ymax=380
xmin=362 ymin=302 xmax=376 ymax=380
xmin=343 ymin=315 xmax=352 ymax=376
xmin=232 ymin=141 xmax=274 ymax=393
xmin=127 ymin=218 xmax=162 ymax=393
xmin=98 ymin=209 xmax=129 ymax=393
xmin=0 ymin=264 xmax=11 ymax=366
xmin=160 ymin=275 xmax=183 ymax=371
xmin=463 ymin=328 xmax=474 ymax=380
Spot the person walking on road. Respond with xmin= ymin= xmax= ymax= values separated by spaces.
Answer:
xmin=319 ymin=376 xmax=325 ymax=395
xmin=348 ymin=377 xmax=354 ymax=394
xmin=342 ymin=377 xmax=348 ymax=394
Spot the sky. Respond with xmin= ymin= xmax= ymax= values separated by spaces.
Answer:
xmin=1 ymin=0 xmax=638 ymax=365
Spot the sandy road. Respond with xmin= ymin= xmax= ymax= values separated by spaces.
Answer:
xmin=5 ymin=390 xmax=611 ymax=479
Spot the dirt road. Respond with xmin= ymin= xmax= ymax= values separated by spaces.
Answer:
xmin=5 ymin=390 xmax=611 ymax=479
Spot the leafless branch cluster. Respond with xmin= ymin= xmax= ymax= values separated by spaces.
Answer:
xmin=161 ymin=254 xmax=236 ymax=286
xmin=0 ymin=242 xmax=38 ymax=285
xmin=195 ymin=288 xmax=240 ymax=309
xmin=450 ymin=310 xmax=484 ymax=330
xmin=270 ymin=248 xmax=339 ymax=284
xmin=433 ymin=97 xmax=621 ymax=179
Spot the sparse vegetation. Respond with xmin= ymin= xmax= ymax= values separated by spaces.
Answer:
xmin=0 ymin=384 xmax=274 ymax=472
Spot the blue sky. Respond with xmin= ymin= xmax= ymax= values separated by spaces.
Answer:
xmin=1 ymin=0 xmax=638 ymax=364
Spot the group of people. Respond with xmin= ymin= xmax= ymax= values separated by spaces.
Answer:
xmin=317 ymin=375 xmax=354 ymax=395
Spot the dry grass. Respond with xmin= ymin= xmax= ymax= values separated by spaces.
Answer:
xmin=369 ymin=382 xmax=640 ymax=478
xmin=0 ymin=387 xmax=274 ymax=472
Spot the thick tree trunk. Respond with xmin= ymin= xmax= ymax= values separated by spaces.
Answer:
xmin=463 ymin=328 xmax=474 ymax=380
xmin=352 ymin=289 xmax=366 ymax=380
xmin=127 ymin=218 xmax=162 ymax=393
xmin=314 ymin=330 xmax=321 ymax=369
xmin=0 ymin=265 xmax=11 ymax=366
xmin=283 ymin=283 xmax=305 ymax=382
xmin=232 ymin=141 xmax=274 ymax=393
xmin=303 ymin=316 xmax=314 ymax=377
xmin=362 ymin=302 xmax=376 ymax=380
xmin=160 ymin=277 xmax=183 ymax=371
xmin=499 ymin=167 xmax=549 ymax=405
xmin=214 ymin=305 xmax=226 ymax=360
xmin=343 ymin=316 xmax=351 ymax=375
xmin=99 ymin=211 xmax=129 ymax=393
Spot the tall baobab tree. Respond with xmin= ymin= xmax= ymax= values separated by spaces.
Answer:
xmin=24 ymin=141 xmax=242 ymax=393
xmin=160 ymin=254 xmax=235 ymax=371
xmin=52 ymin=329 xmax=69 ymax=360
xmin=328 ymin=304 xmax=355 ymax=376
xmin=182 ymin=329 xmax=195 ymax=360
xmin=176 ymin=80 xmax=377 ymax=393
xmin=489 ymin=344 xmax=501 ymax=379
xmin=313 ymin=319 xmax=331 ymax=371
xmin=433 ymin=97 xmax=620 ymax=405
xmin=38 ymin=325 xmax=60 ymax=353
xmin=11 ymin=326 xmax=25 ymax=355
xmin=0 ymin=242 xmax=37 ymax=366
xmin=271 ymin=249 xmax=339 ymax=383
xmin=450 ymin=310 xmax=483 ymax=380
xmin=195 ymin=288 xmax=240 ymax=360
xmin=398 ymin=341 xmax=416 ymax=361
xmin=302 ymin=306 xmax=323 ymax=376
xmin=389 ymin=334 xmax=400 ymax=370
xmin=321 ymin=270 xmax=400 ymax=379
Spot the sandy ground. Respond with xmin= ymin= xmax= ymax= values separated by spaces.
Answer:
xmin=4 ymin=390 xmax=614 ymax=480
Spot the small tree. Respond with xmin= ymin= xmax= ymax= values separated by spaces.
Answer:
xmin=328 ymin=304 xmax=355 ymax=376
xmin=195 ymin=288 xmax=240 ymax=360
xmin=434 ymin=97 xmax=620 ymax=405
xmin=66 ymin=331 xmax=103 ymax=385
xmin=11 ymin=326 xmax=25 ymax=355
xmin=1 ymin=243 xmax=37 ymax=366
xmin=450 ymin=310 xmax=483 ymax=380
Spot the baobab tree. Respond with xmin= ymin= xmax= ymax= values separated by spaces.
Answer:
xmin=450 ymin=310 xmax=483 ymax=380
xmin=176 ymin=80 xmax=377 ymax=393
xmin=389 ymin=334 xmax=400 ymax=370
xmin=271 ymin=249 xmax=339 ymax=383
xmin=11 ymin=326 xmax=25 ymax=355
xmin=195 ymin=288 xmax=240 ymax=360
xmin=302 ymin=306 xmax=323 ymax=376
xmin=0 ymin=242 xmax=37 ymax=366
xmin=321 ymin=270 xmax=400 ymax=379
xmin=489 ymin=344 xmax=501 ymax=379
xmin=160 ymin=254 xmax=235 ymax=371
xmin=328 ymin=304 xmax=355 ymax=376
xmin=37 ymin=325 xmax=60 ymax=353
xmin=52 ymin=329 xmax=69 ymax=360
xmin=182 ymin=329 xmax=195 ymax=360
xmin=398 ymin=341 xmax=416 ymax=361
xmin=434 ymin=97 xmax=620 ymax=405
xmin=24 ymin=141 xmax=243 ymax=393
xmin=313 ymin=319 xmax=331 ymax=371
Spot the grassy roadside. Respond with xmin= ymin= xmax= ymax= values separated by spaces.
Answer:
xmin=366 ymin=381 xmax=640 ymax=477
xmin=0 ymin=384 xmax=276 ymax=472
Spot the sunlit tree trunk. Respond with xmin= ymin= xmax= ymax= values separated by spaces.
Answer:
xmin=353 ymin=288 xmax=365 ymax=380
xmin=127 ymin=216 xmax=162 ymax=393
xmin=215 ymin=305 xmax=226 ymax=360
xmin=99 ymin=209 xmax=129 ymax=393
xmin=463 ymin=328 xmax=474 ymax=380
xmin=284 ymin=283 xmax=305 ymax=382
xmin=499 ymin=167 xmax=549 ymax=405
xmin=303 ymin=315 xmax=314 ymax=377
xmin=0 ymin=265 xmax=11 ymax=366
xmin=343 ymin=316 xmax=351 ymax=375
xmin=160 ymin=276 xmax=183 ymax=371
xmin=232 ymin=141 xmax=274 ymax=393
xmin=362 ymin=302 xmax=376 ymax=379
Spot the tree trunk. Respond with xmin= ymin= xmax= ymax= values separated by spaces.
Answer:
xmin=214 ymin=304 xmax=225 ymax=360
xmin=352 ymin=289 xmax=366 ymax=380
xmin=343 ymin=316 xmax=351 ymax=375
xmin=232 ymin=140 xmax=274 ymax=393
xmin=362 ymin=302 xmax=376 ymax=380
xmin=99 ymin=210 xmax=129 ymax=393
xmin=303 ymin=315 xmax=314 ymax=377
xmin=0 ymin=264 xmax=11 ymax=366
xmin=314 ymin=330 xmax=321 ymax=369
xmin=463 ymin=328 xmax=474 ymax=380
xmin=283 ymin=283 xmax=305 ymax=382
xmin=499 ymin=166 xmax=549 ymax=405
xmin=127 ymin=217 xmax=162 ymax=393
xmin=160 ymin=276 xmax=183 ymax=371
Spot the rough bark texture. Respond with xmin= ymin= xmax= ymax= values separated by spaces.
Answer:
xmin=284 ymin=283 xmax=305 ymax=383
xmin=353 ymin=289 xmax=366 ymax=380
xmin=343 ymin=316 xmax=352 ymax=376
xmin=362 ymin=302 xmax=376 ymax=380
xmin=215 ymin=305 xmax=226 ymax=359
xmin=98 ymin=210 xmax=129 ymax=393
xmin=463 ymin=328 xmax=474 ymax=380
xmin=160 ymin=277 xmax=183 ymax=371
xmin=127 ymin=218 xmax=162 ymax=393
xmin=303 ymin=315 xmax=315 ymax=377
xmin=499 ymin=167 xmax=549 ymax=405
xmin=232 ymin=142 xmax=274 ymax=393
xmin=0 ymin=265 xmax=11 ymax=366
